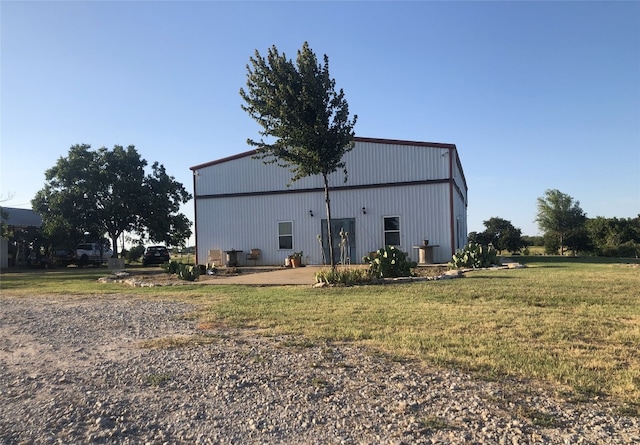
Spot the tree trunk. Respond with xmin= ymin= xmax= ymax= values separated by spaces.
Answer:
xmin=110 ymin=233 xmax=119 ymax=258
xmin=323 ymin=174 xmax=335 ymax=270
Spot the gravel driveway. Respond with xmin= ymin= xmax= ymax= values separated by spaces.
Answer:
xmin=1 ymin=296 xmax=637 ymax=444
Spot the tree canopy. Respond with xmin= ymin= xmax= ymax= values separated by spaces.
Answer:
xmin=473 ymin=217 xmax=524 ymax=254
xmin=32 ymin=144 xmax=192 ymax=256
xmin=586 ymin=215 xmax=640 ymax=257
xmin=240 ymin=42 xmax=357 ymax=267
xmin=535 ymin=189 xmax=586 ymax=255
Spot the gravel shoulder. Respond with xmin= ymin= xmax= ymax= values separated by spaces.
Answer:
xmin=1 ymin=295 xmax=638 ymax=444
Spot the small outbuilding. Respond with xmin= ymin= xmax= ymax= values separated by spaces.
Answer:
xmin=190 ymin=137 xmax=468 ymax=267
xmin=0 ymin=207 xmax=44 ymax=269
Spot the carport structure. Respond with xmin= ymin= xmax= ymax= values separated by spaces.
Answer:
xmin=0 ymin=207 xmax=43 ymax=268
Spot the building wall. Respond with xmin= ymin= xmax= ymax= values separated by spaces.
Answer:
xmin=0 ymin=237 xmax=8 ymax=269
xmin=193 ymin=139 xmax=454 ymax=196
xmin=195 ymin=182 xmax=455 ymax=265
xmin=192 ymin=138 xmax=468 ymax=266
xmin=450 ymin=145 xmax=469 ymax=254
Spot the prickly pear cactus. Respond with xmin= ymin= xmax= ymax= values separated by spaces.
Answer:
xmin=450 ymin=242 xmax=497 ymax=269
xmin=363 ymin=245 xmax=417 ymax=278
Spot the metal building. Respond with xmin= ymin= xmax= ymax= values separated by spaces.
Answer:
xmin=190 ymin=137 xmax=468 ymax=266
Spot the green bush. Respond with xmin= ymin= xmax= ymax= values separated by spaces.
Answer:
xmin=315 ymin=267 xmax=373 ymax=286
xmin=449 ymin=242 xmax=498 ymax=269
xmin=162 ymin=260 xmax=180 ymax=274
xmin=598 ymin=242 xmax=640 ymax=258
xmin=125 ymin=245 xmax=145 ymax=263
xmin=363 ymin=246 xmax=417 ymax=278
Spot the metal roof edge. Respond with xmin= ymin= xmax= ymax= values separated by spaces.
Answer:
xmin=190 ymin=149 xmax=258 ymax=171
xmin=0 ymin=207 xmax=43 ymax=227
xmin=352 ymin=136 xmax=456 ymax=149
xmin=189 ymin=137 xmax=461 ymax=171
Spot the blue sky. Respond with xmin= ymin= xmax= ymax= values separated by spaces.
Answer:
xmin=2 ymin=1 xmax=639 ymax=243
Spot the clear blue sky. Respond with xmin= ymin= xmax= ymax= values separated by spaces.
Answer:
xmin=2 ymin=1 xmax=639 ymax=243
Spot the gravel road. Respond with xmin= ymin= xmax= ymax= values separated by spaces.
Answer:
xmin=1 ymin=296 xmax=638 ymax=444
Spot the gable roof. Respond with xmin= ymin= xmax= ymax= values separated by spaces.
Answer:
xmin=189 ymin=136 xmax=458 ymax=171
xmin=189 ymin=136 xmax=467 ymax=193
xmin=0 ymin=207 xmax=43 ymax=227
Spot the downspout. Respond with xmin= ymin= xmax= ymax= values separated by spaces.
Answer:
xmin=448 ymin=147 xmax=455 ymax=258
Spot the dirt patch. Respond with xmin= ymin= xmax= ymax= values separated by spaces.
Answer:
xmin=99 ymin=267 xmax=284 ymax=286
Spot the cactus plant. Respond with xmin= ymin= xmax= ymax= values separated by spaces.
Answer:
xmin=363 ymin=245 xmax=416 ymax=278
xmin=177 ymin=263 xmax=200 ymax=281
xmin=450 ymin=242 xmax=498 ymax=269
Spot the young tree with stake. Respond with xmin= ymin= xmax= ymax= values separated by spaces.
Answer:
xmin=240 ymin=42 xmax=357 ymax=269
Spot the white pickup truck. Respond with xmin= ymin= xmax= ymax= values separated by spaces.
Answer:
xmin=75 ymin=243 xmax=113 ymax=267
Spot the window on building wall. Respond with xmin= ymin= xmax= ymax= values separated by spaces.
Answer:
xmin=278 ymin=221 xmax=293 ymax=250
xmin=383 ymin=216 xmax=400 ymax=246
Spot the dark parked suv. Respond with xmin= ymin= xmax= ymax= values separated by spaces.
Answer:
xmin=142 ymin=246 xmax=170 ymax=266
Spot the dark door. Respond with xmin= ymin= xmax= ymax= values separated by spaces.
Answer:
xmin=321 ymin=218 xmax=356 ymax=265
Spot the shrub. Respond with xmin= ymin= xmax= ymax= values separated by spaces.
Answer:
xmin=125 ymin=245 xmax=145 ymax=263
xmin=598 ymin=242 xmax=640 ymax=258
xmin=315 ymin=267 xmax=373 ymax=286
xmin=363 ymin=246 xmax=417 ymax=278
xmin=162 ymin=260 xmax=180 ymax=274
xmin=449 ymin=242 xmax=498 ymax=269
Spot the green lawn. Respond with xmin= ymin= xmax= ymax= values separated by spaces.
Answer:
xmin=1 ymin=257 xmax=639 ymax=412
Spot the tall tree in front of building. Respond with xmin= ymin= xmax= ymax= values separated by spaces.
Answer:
xmin=536 ymin=189 xmax=586 ymax=255
xmin=240 ymin=42 xmax=357 ymax=268
xmin=32 ymin=144 xmax=192 ymax=256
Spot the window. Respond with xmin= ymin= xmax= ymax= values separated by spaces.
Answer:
xmin=383 ymin=216 xmax=400 ymax=246
xmin=278 ymin=221 xmax=293 ymax=250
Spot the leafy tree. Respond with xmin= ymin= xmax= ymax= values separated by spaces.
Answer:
xmin=141 ymin=162 xmax=192 ymax=247
xmin=586 ymin=215 xmax=640 ymax=257
xmin=32 ymin=144 xmax=105 ymax=250
xmin=32 ymin=144 xmax=192 ymax=257
xmin=0 ymin=207 xmax=10 ymax=239
xmin=543 ymin=232 xmax=561 ymax=255
xmin=521 ymin=235 xmax=544 ymax=247
xmin=240 ymin=42 xmax=357 ymax=268
xmin=536 ymin=189 xmax=586 ymax=255
xmin=566 ymin=226 xmax=593 ymax=255
xmin=475 ymin=217 xmax=524 ymax=254
xmin=0 ymin=193 xmax=15 ymax=239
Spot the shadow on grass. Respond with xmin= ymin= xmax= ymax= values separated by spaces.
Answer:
xmin=465 ymin=275 xmax=517 ymax=279
xmin=520 ymin=264 xmax=567 ymax=269
xmin=517 ymin=255 xmax=640 ymax=265
xmin=0 ymin=267 xmax=108 ymax=283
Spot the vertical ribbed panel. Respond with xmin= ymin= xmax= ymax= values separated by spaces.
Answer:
xmin=194 ymin=141 xmax=453 ymax=196
xmin=194 ymin=141 xmax=466 ymax=265
xmin=196 ymin=183 xmax=456 ymax=265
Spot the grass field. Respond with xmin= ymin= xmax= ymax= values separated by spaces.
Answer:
xmin=1 ymin=256 xmax=638 ymax=413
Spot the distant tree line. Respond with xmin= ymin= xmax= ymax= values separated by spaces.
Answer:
xmin=469 ymin=189 xmax=639 ymax=258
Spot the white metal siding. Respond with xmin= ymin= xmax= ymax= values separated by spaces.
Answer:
xmin=196 ymin=183 xmax=454 ymax=265
xmin=194 ymin=139 xmax=467 ymax=266
xmin=194 ymin=141 xmax=452 ymax=196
